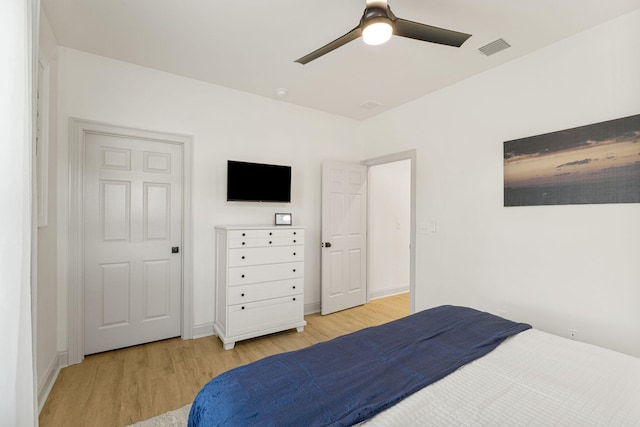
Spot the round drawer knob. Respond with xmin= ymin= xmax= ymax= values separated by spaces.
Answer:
xmin=241 ymin=274 xmax=245 ymax=278
xmin=241 ymin=293 xmax=245 ymax=297
xmin=241 ymin=256 xmax=245 ymax=259
xmin=293 ymin=232 xmax=297 ymax=235
xmin=293 ymin=240 xmax=296 ymax=243
xmin=292 ymin=286 xmax=296 ymax=289
xmin=269 ymin=241 xmax=272 ymax=244
xmin=269 ymin=232 xmax=273 ymax=236
xmin=293 ymin=269 xmax=296 ymax=272
xmin=242 ymin=233 xmax=246 ymax=236
xmin=293 ymin=298 xmax=296 ymax=301
xmin=241 ymin=306 xmax=245 ymax=310
xmin=293 ymin=252 xmax=296 ymax=256
xmin=242 ymin=242 xmax=245 ymax=245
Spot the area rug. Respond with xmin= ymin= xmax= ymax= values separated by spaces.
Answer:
xmin=128 ymin=404 xmax=191 ymax=427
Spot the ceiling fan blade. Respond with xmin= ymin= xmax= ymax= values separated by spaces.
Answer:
xmin=295 ymin=27 xmax=362 ymax=64
xmin=394 ymin=18 xmax=471 ymax=47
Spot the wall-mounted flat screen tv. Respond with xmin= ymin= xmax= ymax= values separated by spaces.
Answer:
xmin=227 ymin=160 xmax=291 ymax=203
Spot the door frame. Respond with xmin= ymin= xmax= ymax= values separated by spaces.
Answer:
xmin=362 ymin=149 xmax=416 ymax=314
xmin=67 ymin=118 xmax=193 ymax=364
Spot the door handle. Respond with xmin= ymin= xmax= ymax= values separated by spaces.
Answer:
xmin=171 ymin=246 xmax=180 ymax=253
xmin=323 ymin=242 xmax=332 ymax=248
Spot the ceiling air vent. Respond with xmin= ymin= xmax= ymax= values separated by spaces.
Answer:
xmin=478 ymin=38 xmax=511 ymax=56
xmin=360 ymin=100 xmax=382 ymax=110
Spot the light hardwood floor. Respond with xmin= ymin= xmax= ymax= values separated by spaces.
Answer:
xmin=39 ymin=293 xmax=410 ymax=427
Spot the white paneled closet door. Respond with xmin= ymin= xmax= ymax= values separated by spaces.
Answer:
xmin=83 ymin=133 xmax=182 ymax=355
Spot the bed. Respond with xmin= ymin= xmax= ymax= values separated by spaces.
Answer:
xmin=188 ymin=305 xmax=640 ymax=426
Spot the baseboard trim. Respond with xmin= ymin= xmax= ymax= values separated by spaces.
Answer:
xmin=369 ymin=287 xmax=410 ymax=301
xmin=304 ymin=291 xmax=407 ymax=315
xmin=192 ymin=323 xmax=214 ymax=339
xmin=58 ymin=350 xmax=68 ymax=368
xmin=38 ymin=351 xmax=67 ymax=413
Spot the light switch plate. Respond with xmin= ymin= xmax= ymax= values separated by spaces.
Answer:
xmin=417 ymin=222 xmax=429 ymax=234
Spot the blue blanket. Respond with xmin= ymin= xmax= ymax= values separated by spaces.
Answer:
xmin=188 ymin=305 xmax=531 ymax=427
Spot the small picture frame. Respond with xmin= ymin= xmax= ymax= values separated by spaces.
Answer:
xmin=275 ymin=213 xmax=292 ymax=226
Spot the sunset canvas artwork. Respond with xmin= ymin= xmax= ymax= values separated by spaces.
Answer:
xmin=504 ymin=114 xmax=640 ymax=206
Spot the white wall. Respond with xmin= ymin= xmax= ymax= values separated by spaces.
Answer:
xmin=369 ymin=160 xmax=410 ymax=299
xmin=359 ymin=9 xmax=640 ymax=356
xmin=55 ymin=47 xmax=361 ymax=344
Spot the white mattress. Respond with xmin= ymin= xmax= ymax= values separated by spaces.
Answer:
xmin=362 ymin=329 xmax=640 ymax=426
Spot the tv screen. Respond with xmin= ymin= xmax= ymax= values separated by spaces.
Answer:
xmin=227 ymin=160 xmax=291 ymax=203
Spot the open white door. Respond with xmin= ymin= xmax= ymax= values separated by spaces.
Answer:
xmin=321 ymin=161 xmax=367 ymax=315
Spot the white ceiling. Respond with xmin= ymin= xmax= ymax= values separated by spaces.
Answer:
xmin=42 ymin=0 xmax=640 ymax=121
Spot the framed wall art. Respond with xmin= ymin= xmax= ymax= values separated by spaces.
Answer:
xmin=275 ymin=213 xmax=292 ymax=226
xmin=504 ymin=114 xmax=640 ymax=206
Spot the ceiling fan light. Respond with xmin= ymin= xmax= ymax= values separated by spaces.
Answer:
xmin=362 ymin=20 xmax=393 ymax=45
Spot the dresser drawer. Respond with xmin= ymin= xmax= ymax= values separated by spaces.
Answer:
xmin=228 ymin=279 xmax=302 ymax=305
xmin=228 ymin=295 xmax=303 ymax=337
xmin=229 ymin=229 xmax=303 ymax=239
xmin=228 ymin=262 xmax=304 ymax=285
xmin=228 ymin=246 xmax=304 ymax=267
xmin=228 ymin=235 xmax=304 ymax=249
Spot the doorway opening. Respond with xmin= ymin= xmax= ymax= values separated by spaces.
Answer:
xmin=363 ymin=150 xmax=416 ymax=314
xmin=67 ymin=119 xmax=193 ymax=365
xmin=319 ymin=150 xmax=416 ymax=316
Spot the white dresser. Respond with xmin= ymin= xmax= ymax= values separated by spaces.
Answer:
xmin=214 ymin=225 xmax=306 ymax=349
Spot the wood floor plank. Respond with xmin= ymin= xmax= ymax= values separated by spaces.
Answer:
xmin=39 ymin=293 xmax=409 ymax=426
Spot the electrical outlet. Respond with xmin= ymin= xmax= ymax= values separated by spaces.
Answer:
xmin=568 ymin=329 xmax=578 ymax=340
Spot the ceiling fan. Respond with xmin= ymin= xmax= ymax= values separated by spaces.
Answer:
xmin=295 ymin=0 xmax=472 ymax=64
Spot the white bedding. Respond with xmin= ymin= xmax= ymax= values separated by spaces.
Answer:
xmin=362 ymin=329 xmax=640 ymax=426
